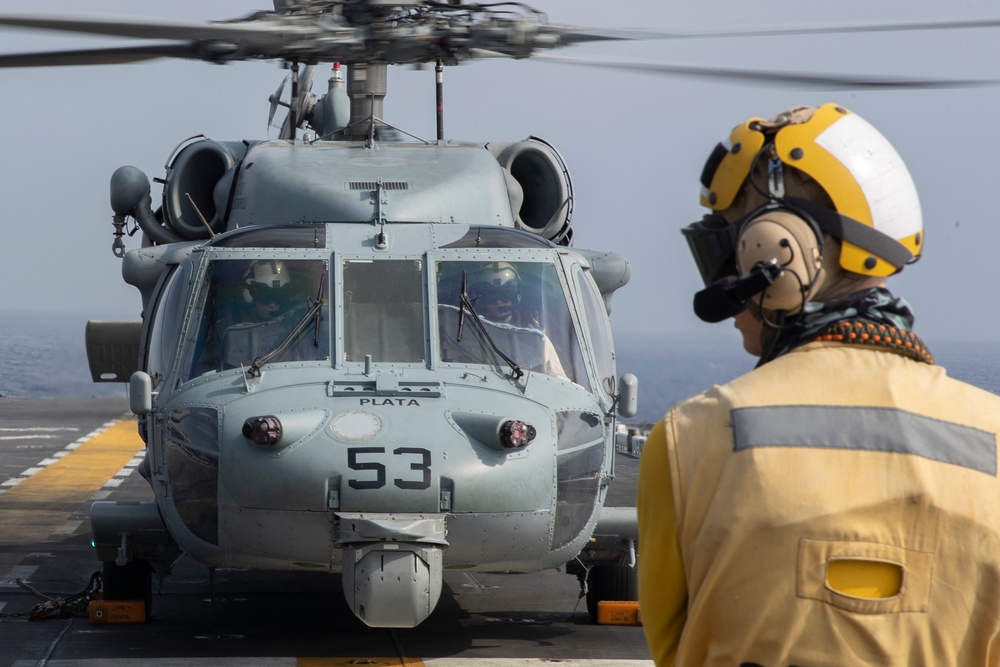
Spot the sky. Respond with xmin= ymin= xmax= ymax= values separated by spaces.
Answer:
xmin=1 ymin=0 xmax=999 ymax=350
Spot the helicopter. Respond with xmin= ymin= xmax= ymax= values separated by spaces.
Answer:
xmin=0 ymin=0 xmax=650 ymax=628
xmin=1 ymin=0 xmax=996 ymax=631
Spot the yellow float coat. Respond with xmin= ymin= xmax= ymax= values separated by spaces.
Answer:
xmin=639 ymin=342 xmax=1000 ymax=666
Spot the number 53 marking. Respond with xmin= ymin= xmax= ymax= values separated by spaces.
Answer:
xmin=347 ymin=447 xmax=431 ymax=490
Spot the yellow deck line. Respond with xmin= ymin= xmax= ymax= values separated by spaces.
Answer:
xmin=0 ymin=419 xmax=143 ymax=545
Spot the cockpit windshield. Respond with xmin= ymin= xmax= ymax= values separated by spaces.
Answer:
xmin=186 ymin=258 xmax=330 ymax=380
xmin=177 ymin=256 xmax=588 ymax=389
xmin=343 ymin=259 xmax=426 ymax=363
xmin=436 ymin=260 xmax=590 ymax=389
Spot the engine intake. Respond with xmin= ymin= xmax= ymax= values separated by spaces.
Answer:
xmin=162 ymin=139 xmax=246 ymax=239
xmin=490 ymin=137 xmax=573 ymax=245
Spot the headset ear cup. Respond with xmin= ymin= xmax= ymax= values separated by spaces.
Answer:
xmin=736 ymin=210 xmax=824 ymax=312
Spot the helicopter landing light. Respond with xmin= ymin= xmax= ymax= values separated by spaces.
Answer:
xmin=500 ymin=419 xmax=537 ymax=449
xmin=329 ymin=411 xmax=383 ymax=441
xmin=242 ymin=416 xmax=282 ymax=447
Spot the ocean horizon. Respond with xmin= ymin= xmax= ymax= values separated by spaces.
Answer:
xmin=1 ymin=308 xmax=997 ymax=424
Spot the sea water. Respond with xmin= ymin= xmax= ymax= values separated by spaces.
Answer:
xmin=1 ymin=309 xmax=996 ymax=424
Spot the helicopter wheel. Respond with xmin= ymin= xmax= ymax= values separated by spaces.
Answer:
xmin=585 ymin=562 xmax=639 ymax=622
xmin=102 ymin=559 xmax=153 ymax=618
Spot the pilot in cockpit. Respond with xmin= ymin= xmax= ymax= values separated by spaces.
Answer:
xmin=443 ymin=261 xmax=567 ymax=379
xmin=189 ymin=258 xmax=328 ymax=377
xmin=219 ymin=259 xmax=317 ymax=368
xmin=467 ymin=262 xmax=538 ymax=327
xmin=242 ymin=260 xmax=296 ymax=322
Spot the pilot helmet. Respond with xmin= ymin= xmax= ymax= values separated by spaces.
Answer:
xmin=243 ymin=260 xmax=292 ymax=304
xmin=689 ymin=103 xmax=923 ymax=288
xmin=470 ymin=262 xmax=521 ymax=303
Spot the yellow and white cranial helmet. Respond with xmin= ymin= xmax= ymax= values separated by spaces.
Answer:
xmin=700 ymin=103 xmax=923 ymax=277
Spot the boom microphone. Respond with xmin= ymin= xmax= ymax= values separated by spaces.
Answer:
xmin=693 ymin=261 xmax=783 ymax=323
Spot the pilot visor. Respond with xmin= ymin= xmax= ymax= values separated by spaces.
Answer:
xmin=247 ymin=282 xmax=292 ymax=303
xmin=472 ymin=282 xmax=519 ymax=302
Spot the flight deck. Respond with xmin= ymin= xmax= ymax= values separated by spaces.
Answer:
xmin=0 ymin=398 xmax=651 ymax=666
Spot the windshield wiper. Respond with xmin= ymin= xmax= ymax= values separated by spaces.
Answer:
xmin=249 ymin=275 xmax=327 ymax=377
xmin=457 ymin=270 xmax=523 ymax=380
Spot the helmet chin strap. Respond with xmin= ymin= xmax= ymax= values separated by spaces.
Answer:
xmin=757 ymin=309 xmax=786 ymax=367
xmin=750 ymin=259 xmax=889 ymax=367
xmin=745 ymin=296 xmax=796 ymax=367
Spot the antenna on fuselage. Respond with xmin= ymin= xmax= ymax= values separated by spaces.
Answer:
xmin=436 ymin=60 xmax=444 ymax=141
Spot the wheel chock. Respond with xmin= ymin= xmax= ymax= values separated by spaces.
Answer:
xmin=596 ymin=600 xmax=641 ymax=625
xmin=88 ymin=600 xmax=146 ymax=624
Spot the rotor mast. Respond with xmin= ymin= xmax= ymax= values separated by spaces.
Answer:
xmin=345 ymin=63 xmax=387 ymax=139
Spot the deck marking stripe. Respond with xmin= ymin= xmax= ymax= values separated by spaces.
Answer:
xmin=53 ymin=519 xmax=84 ymax=535
xmin=0 ymin=420 xmax=143 ymax=575
xmin=0 ymin=419 xmax=123 ymax=493
xmin=0 ymin=565 xmax=39 ymax=588
xmin=0 ymin=419 xmax=142 ymax=508
xmin=0 ymin=427 xmax=81 ymax=432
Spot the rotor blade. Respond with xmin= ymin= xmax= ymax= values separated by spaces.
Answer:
xmin=0 ymin=43 xmax=204 ymax=68
xmin=534 ymin=54 xmax=999 ymax=90
xmin=660 ymin=17 xmax=1000 ymax=40
xmin=545 ymin=18 xmax=1000 ymax=44
xmin=541 ymin=25 xmax=685 ymax=44
xmin=466 ymin=48 xmax=510 ymax=59
xmin=539 ymin=16 xmax=1000 ymax=46
xmin=0 ymin=12 xmax=287 ymax=42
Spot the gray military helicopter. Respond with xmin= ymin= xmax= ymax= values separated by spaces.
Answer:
xmin=1 ymin=0 xmax=646 ymax=628
xmin=1 ymin=1 xmax=991 ymax=629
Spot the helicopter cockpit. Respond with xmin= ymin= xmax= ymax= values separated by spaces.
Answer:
xmin=146 ymin=225 xmax=603 ymax=397
xmin=436 ymin=260 xmax=585 ymax=384
xmin=187 ymin=258 xmax=331 ymax=378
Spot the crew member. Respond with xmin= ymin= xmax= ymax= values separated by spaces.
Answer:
xmin=441 ymin=261 xmax=567 ymax=378
xmin=220 ymin=259 xmax=319 ymax=367
xmin=242 ymin=260 xmax=295 ymax=322
xmin=467 ymin=262 xmax=539 ymax=327
xmin=638 ymin=103 xmax=1000 ymax=665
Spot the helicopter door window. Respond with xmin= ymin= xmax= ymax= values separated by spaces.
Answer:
xmin=147 ymin=262 xmax=192 ymax=385
xmin=574 ymin=267 xmax=617 ymax=404
xmin=342 ymin=259 xmax=425 ymax=363
xmin=436 ymin=260 xmax=590 ymax=389
xmin=185 ymin=258 xmax=330 ymax=380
